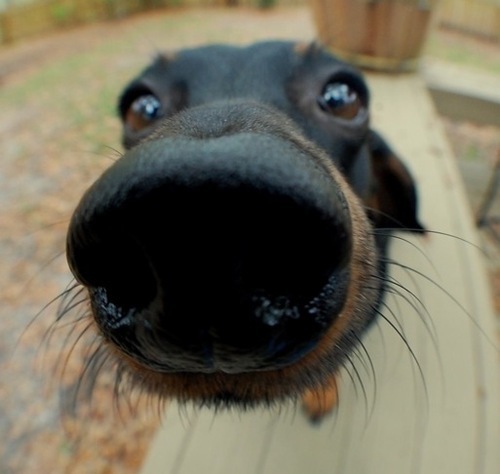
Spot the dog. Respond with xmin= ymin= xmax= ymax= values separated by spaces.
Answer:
xmin=65 ymin=41 xmax=424 ymax=422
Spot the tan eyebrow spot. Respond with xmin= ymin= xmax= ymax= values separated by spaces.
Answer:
xmin=293 ymin=41 xmax=312 ymax=56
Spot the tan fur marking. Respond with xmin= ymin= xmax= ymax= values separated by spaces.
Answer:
xmin=301 ymin=375 xmax=338 ymax=421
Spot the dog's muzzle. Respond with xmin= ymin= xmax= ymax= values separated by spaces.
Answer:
xmin=67 ymin=103 xmax=353 ymax=375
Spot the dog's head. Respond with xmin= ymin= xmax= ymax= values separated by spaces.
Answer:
xmin=66 ymin=42 xmax=422 ymax=407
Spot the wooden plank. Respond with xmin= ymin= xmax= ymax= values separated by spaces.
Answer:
xmin=423 ymin=59 xmax=500 ymax=127
xmin=367 ymin=73 xmax=499 ymax=473
xmin=438 ymin=0 xmax=500 ymax=40
xmin=140 ymin=74 xmax=500 ymax=473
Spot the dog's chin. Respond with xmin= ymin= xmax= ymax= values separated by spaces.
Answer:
xmin=104 ymin=336 xmax=345 ymax=409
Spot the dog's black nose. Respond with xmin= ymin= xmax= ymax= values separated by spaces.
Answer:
xmin=67 ymin=115 xmax=352 ymax=374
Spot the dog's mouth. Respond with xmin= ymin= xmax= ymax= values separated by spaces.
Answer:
xmin=66 ymin=102 xmax=379 ymax=401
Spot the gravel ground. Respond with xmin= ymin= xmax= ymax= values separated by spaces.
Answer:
xmin=0 ymin=5 xmax=498 ymax=473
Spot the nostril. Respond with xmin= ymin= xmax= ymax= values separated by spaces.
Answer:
xmin=242 ymin=193 xmax=351 ymax=302
xmin=67 ymin=221 xmax=157 ymax=312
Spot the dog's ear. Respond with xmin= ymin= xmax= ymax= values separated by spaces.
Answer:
xmin=367 ymin=130 xmax=425 ymax=233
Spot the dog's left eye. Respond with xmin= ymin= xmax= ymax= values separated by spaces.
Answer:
xmin=126 ymin=94 xmax=162 ymax=131
xmin=318 ymin=82 xmax=362 ymax=120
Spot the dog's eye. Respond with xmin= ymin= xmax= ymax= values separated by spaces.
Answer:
xmin=126 ymin=94 xmax=162 ymax=131
xmin=318 ymin=82 xmax=362 ymax=120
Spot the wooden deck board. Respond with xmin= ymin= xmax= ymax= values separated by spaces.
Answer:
xmin=140 ymin=74 xmax=500 ymax=474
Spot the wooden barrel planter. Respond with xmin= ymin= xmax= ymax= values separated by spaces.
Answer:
xmin=309 ymin=0 xmax=439 ymax=72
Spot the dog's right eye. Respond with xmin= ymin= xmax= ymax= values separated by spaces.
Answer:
xmin=318 ymin=82 xmax=363 ymax=120
xmin=125 ymin=94 xmax=162 ymax=131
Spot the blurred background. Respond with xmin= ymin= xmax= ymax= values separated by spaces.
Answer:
xmin=0 ymin=1 xmax=498 ymax=472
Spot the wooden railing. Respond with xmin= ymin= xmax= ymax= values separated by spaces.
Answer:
xmin=438 ymin=0 xmax=500 ymax=40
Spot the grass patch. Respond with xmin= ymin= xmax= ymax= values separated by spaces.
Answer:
xmin=425 ymin=29 xmax=500 ymax=75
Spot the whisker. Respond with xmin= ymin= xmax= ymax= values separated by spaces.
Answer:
xmin=374 ymin=226 xmax=484 ymax=254
xmin=351 ymin=333 xmax=378 ymax=421
xmin=344 ymin=347 xmax=374 ymax=425
xmin=374 ymin=231 xmax=439 ymax=276
xmin=80 ymin=145 xmax=123 ymax=164
xmin=387 ymin=256 xmax=497 ymax=351
xmin=39 ymin=288 xmax=88 ymax=360
xmin=375 ymin=306 xmax=429 ymax=406
xmin=64 ymin=340 xmax=110 ymax=417
xmin=374 ymin=266 xmax=438 ymax=346
xmin=344 ymin=351 xmax=369 ymax=414
xmin=17 ymin=280 xmax=78 ymax=349
xmin=55 ymin=318 xmax=94 ymax=379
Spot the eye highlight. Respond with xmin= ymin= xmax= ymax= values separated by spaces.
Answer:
xmin=126 ymin=94 xmax=162 ymax=131
xmin=318 ymin=82 xmax=363 ymax=120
